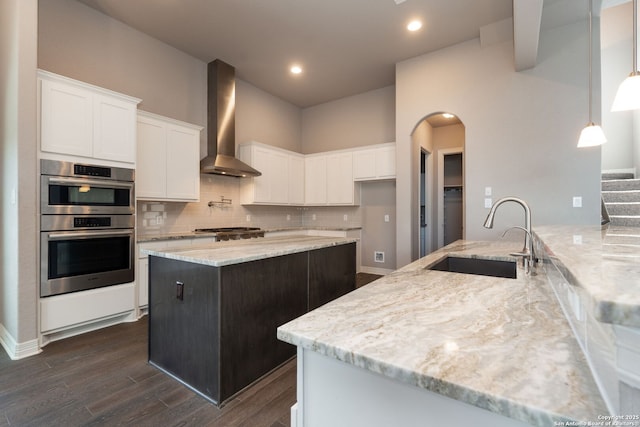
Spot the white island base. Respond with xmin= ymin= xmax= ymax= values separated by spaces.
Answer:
xmin=292 ymin=348 xmax=529 ymax=427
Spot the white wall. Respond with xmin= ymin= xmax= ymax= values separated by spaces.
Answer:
xmin=601 ymin=2 xmax=635 ymax=171
xmin=301 ymin=86 xmax=395 ymax=154
xmin=360 ymin=181 xmax=396 ymax=271
xmin=396 ymin=19 xmax=601 ymax=267
xmin=0 ymin=0 xmax=38 ymax=355
xmin=38 ymin=0 xmax=303 ymax=160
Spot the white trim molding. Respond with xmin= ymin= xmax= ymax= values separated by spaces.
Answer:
xmin=0 ymin=323 xmax=41 ymax=360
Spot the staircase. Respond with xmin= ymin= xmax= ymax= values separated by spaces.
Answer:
xmin=602 ymin=172 xmax=640 ymax=227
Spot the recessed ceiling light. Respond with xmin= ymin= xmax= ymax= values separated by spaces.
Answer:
xmin=407 ymin=20 xmax=422 ymax=32
xmin=290 ymin=65 xmax=303 ymax=75
xmin=442 ymin=113 xmax=454 ymax=119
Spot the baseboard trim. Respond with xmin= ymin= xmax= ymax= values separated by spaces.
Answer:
xmin=0 ymin=323 xmax=41 ymax=360
xmin=360 ymin=266 xmax=393 ymax=276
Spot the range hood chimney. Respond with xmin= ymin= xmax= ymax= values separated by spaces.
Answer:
xmin=200 ymin=59 xmax=261 ymax=177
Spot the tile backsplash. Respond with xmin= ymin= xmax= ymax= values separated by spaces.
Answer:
xmin=137 ymin=175 xmax=362 ymax=236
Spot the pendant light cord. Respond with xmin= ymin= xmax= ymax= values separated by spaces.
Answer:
xmin=634 ymin=0 xmax=638 ymax=74
xmin=588 ymin=0 xmax=594 ymax=122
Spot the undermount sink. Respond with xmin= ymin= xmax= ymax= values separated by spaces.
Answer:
xmin=426 ymin=256 xmax=517 ymax=279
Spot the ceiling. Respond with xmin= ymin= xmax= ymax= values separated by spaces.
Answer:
xmin=75 ymin=0 xmax=586 ymax=108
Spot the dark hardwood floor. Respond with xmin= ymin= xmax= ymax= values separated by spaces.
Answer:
xmin=0 ymin=316 xmax=295 ymax=427
xmin=0 ymin=273 xmax=381 ymax=426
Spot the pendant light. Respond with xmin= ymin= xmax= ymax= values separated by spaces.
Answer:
xmin=611 ymin=0 xmax=640 ymax=111
xmin=578 ymin=0 xmax=608 ymax=147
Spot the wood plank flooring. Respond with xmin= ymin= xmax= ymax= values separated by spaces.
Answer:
xmin=0 ymin=316 xmax=295 ymax=427
xmin=0 ymin=273 xmax=381 ymax=426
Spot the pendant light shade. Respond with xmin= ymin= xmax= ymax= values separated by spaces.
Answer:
xmin=611 ymin=72 xmax=640 ymax=111
xmin=578 ymin=122 xmax=608 ymax=147
xmin=579 ymin=0 xmax=607 ymax=147
xmin=611 ymin=0 xmax=640 ymax=111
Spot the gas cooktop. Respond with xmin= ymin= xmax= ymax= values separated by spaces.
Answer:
xmin=193 ymin=227 xmax=264 ymax=240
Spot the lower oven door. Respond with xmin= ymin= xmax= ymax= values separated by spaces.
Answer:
xmin=41 ymin=229 xmax=134 ymax=297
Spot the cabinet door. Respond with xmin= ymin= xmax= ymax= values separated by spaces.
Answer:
xmin=166 ymin=124 xmax=200 ymax=201
xmin=40 ymin=79 xmax=93 ymax=158
xmin=305 ymin=156 xmax=327 ymax=205
xmin=220 ymin=253 xmax=307 ymax=402
xmin=249 ymin=147 xmax=273 ymax=202
xmin=148 ymin=257 xmax=220 ymax=403
xmin=270 ymin=150 xmax=290 ymax=204
xmin=353 ymin=149 xmax=377 ymax=180
xmin=327 ymin=152 xmax=353 ymax=204
xmin=376 ymin=146 xmax=396 ymax=178
xmin=93 ymin=94 xmax=137 ymax=164
xmin=309 ymin=243 xmax=356 ymax=310
xmin=136 ymin=117 xmax=167 ymax=199
xmin=289 ymin=155 xmax=305 ymax=205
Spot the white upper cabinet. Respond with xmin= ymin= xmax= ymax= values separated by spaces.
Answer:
xmin=239 ymin=142 xmax=394 ymax=206
xmin=239 ymin=141 xmax=304 ymax=205
xmin=38 ymin=70 xmax=140 ymax=165
xmin=306 ymin=151 xmax=355 ymax=206
xmin=352 ymin=143 xmax=396 ymax=181
xmin=304 ymin=155 xmax=328 ymax=205
xmin=288 ymin=155 xmax=305 ymax=205
xmin=136 ymin=110 xmax=202 ymax=202
xmin=326 ymin=152 xmax=354 ymax=205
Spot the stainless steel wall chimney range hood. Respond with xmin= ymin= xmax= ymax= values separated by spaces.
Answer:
xmin=200 ymin=59 xmax=261 ymax=177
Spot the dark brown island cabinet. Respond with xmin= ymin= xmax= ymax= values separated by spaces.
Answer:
xmin=148 ymin=242 xmax=356 ymax=405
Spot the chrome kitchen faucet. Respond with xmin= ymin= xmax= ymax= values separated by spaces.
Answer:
xmin=483 ymin=197 xmax=537 ymax=275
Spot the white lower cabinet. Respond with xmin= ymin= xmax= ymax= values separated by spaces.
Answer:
xmin=136 ymin=111 xmax=203 ymax=202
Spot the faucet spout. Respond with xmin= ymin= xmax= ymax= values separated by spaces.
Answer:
xmin=483 ymin=197 xmax=535 ymax=273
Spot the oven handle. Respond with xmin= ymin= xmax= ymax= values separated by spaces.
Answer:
xmin=47 ymin=176 xmax=134 ymax=189
xmin=47 ymin=230 xmax=134 ymax=240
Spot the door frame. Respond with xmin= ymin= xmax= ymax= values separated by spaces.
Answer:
xmin=437 ymin=147 xmax=464 ymax=248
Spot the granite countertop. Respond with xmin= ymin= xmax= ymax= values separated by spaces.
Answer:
xmin=277 ymin=240 xmax=607 ymax=426
xmin=143 ymin=235 xmax=357 ymax=267
xmin=137 ymin=226 xmax=362 ymax=243
xmin=534 ymin=225 xmax=640 ymax=327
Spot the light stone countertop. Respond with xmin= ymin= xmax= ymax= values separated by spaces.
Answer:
xmin=277 ymin=240 xmax=608 ymax=426
xmin=137 ymin=226 xmax=362 ymax=243
xmin=142 ymin=235 xmax=357 ymax=267
xmin=534 ymin=225 xmax=640 ymax=327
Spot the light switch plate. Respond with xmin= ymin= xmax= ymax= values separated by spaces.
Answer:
xmin=485 ymin=187 xmax=492 ymax=196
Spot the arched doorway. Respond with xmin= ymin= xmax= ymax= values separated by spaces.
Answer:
xmin=412 ymin=112 xmax=465 ymax=257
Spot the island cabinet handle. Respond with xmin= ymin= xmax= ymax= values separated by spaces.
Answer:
xmin=176 ymin=281 xmax=184 ymax=301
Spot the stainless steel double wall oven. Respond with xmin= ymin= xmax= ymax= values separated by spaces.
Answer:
xmin=40 ymin=159 xmax=135 ymax=297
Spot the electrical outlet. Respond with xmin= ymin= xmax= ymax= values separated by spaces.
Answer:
xmin=286 ymin=214 xmax=291 ymax=221
xmin=246 ymin=214 xmax=251 ymax=222
xmin=312 ymin=214 xmax=316 ymax=221
xmin=384 ymin=214 xmax=390 ymax=222
xmin=343 ymin=214 xmax=348 ymax=221
xmin=484 ymin=198 xmax=492 ymax=208
xmin=374 ymin=251 xmax=385 ymax=263
xmin=573 ymin=196 xmax=582 ymax=208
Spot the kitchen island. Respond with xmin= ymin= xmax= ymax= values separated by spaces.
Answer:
xmin=278 ymin=234 xmax=620 ymax=427
xmin=144 ymin=235 xmax=357 ymax=406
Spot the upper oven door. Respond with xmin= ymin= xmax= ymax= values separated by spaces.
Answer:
xmin=41 ymin=175 xmax=134 ymax=215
